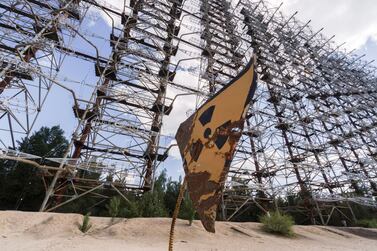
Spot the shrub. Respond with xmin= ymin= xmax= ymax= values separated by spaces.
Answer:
xmin=106 ymin=197 xmax=121 ymax=218
xmin=121 ymin=199 xmax=140 ymax=218
xmin=355 ymin=219 xmax=377 ymax=228
xmin=179 ymin=193 xmax=196 ymax=226
xmin=260 ymin=211 xmax=294 ymax=236
xmin=79 ymin=213 xmax=92 ymax=233
xmin=138 ymin=191 xmax=167 ymax=217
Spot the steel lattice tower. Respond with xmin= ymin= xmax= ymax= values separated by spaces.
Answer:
xmin=0 ymin=0 xmax=376 ymax=223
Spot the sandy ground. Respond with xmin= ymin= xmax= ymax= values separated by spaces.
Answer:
xmin=0 ymin=211 xmax=376 ymax=251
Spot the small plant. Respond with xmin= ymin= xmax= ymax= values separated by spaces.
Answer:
xmin=79 ymin=213 xmax=92 ymax=233
xmin=122 ymin=200 xmax=140 ymax=218
xmin=179 ymin=194 xmax=196 ymax=226
xmin=355 ymin=219 xmax=377 ymax=228
xmin=139 ymin=191 xmax=168 ymax=217
xmin=106 ymin=197 xmax=121 ymax=218
xmin=260 ymin=211 xmax=294 ymax=236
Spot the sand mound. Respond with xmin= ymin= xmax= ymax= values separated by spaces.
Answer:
xmin=1 ymin=211 xmax=376 ymax=251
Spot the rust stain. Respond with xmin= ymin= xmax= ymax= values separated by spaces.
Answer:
xmin=176 ymin=59 xmax=257 ymax=233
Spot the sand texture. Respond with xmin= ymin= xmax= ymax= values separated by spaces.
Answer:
xmin=1 ymin=211 xmax=376 ymax=251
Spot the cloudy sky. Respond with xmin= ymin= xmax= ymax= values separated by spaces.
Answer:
xmin=96 ymin=0 xmax=377 ymax=64
xmin=2 ymin=0 xmax=376 ymax=180
xmin=90 ymin=0 xmax=377 ymax=178
xmin=267 ymin=0 xmax=377 ymax=63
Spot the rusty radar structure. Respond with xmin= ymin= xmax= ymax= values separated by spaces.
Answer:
xmin=0 ymin=0 xmax=376 ymax=224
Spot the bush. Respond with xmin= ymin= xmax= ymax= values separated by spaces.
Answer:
xmin=79 ymin=213 xmax=92 ymax=233
xmin=164 ymin=178 xmax=181 ymax=216
xmin=179 ymin=193 xmax=196 ymax=226
xmin=121 ymin=199 xmax=140 ymax=218
xmin=138 ymin=191 xmax=167 ymax=217
xmin=106 ymin=197 xmax=121 ymax=218
xmin=260 ymin=211 xmax=294 ymax=236
xmin=355 ymin=219 xmax=377 ymax=228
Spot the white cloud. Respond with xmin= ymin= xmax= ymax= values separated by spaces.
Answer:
xmin=167 ymin=139 xmax=181 ymax=160
xmin=267 ymin=0 xmax=377 ymax=50
xmin=95 ymin=0 xmax=377 ymax=51
xmin=88 ymin=0 xmax=125 ymax=28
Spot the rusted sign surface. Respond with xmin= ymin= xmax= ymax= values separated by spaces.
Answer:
xmin=175 ymin=58 xmax=258 ymax=233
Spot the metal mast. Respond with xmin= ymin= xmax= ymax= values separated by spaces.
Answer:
xmin=0 ymin=0 xmax=375 ymax=223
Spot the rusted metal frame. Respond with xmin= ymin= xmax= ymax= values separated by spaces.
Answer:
xmin=38 ymin=1 xmax=130 ymax=210
xmin=7 ymin=112 xmax=16 ymax=149
xmin=348 ymin=111 xmax=377 ymax=183
xmin=286 ymin=85 xmax=334 ymax=195
xmin=0 ymin=45 xmax=36 ymax=94
xmin=200 ymin=1 xmax=216 ymax=93
xmin=0 ymin=155 xmax=72 ymax=172
xmin=118 ymin=15 xmax=248 ymax=72
xmin=236 ymin=0 xmax=374 ymax=214
xmin=264 ymin=67 xmax=318 ymax=222
xmin=0 ymin=23 xmax=110 ymax=65
xmin=77 ymin=143 xmax=165 ymax=160
xmin=45 ymin=183 xmax=104 ymax=212
xmin=291 ymin=119 xmax=333 ymax=193
xmin=245 ymin=118 xmax=269 ymax=208
xmin=283 ymin=90 xmax=342 ymax=225
xmin=85 ymin=0 xmax=255 ymax=52
xmin=274 ymin=13 xmax=368 ymax=196
xmin=200 ymin=0 xmax=242 ymax=93
xmin=0 ymin=1 xmax=82 ymax=157
xmin=70 ymin=1 xmax=143 ymax=160
xmin=110 ymin=183 xmax=131 ymax=204
xmin=310 ymin=73 xmax=375 ymax=194
xmin=40 ymin=7 xmax=146 ymax=211
xmin=0 ymin=1 xmax=77 ymax=94
xmin=253 ymin=65 xmax=312 ymax=215
xmin=185 ymin=0 xmax=254 ymax=222
xmin=74 ymin=186 xmax=109 ymax=199
xmin=241 ymin=7 xmax=313 ymax=217
xmin=144 ymin=0 xmax=180 ymax=190
xmin=313 ymin=200 xmax=326 ymax=225
xmin=307 ymin=89 xmax=377 ymax=100
xmin=68 ymin=176 xmax=143 ymax=189
xmin=219 ymin=0 xmax=241 ymax=62
xmin=331 ymin=97 xmax=377 ymax=192
xmin=314 ymin=104 xmax=363 ymax=194
xmin=226 ymin=197 xmax=251 ymax=221
xmin=258 ymin=4 xmax=333 ymax=201
xmin=73 ymin=2 xmax=166 ymax=190
xmin=0 ymin=9 xmax=74 ymax=147
xmin=25 ymin=0 xmax=81 ymax=20
xmin=267 ymin=85 xmax=310 ymax=193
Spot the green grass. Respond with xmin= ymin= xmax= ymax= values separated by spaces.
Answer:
xmin=79 ymin=213 xmax=92 ymax=233
xmin=260 ymin=212 xmax=294 ymax=237
xmin=355 ymin=219 xmax=377 ymax=228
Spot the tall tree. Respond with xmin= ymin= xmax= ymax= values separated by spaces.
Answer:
xmin=138 ymin=170 xmax=168 ymax=217
xmin=164 ymin=177 xmax=181 ymax=216
xmin=0 ymin=126 xmax=68 ymax=210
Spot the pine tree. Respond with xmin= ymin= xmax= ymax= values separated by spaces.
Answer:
xmin=0 ymin=126 xmax=68 ymax=210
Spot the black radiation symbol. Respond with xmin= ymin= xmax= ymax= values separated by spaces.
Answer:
xmin=199 ymin=105 xmax=215 ymax=138
xmin=189 ymin=106 xmax=216 ymax=161
xmin=189 ymin=106 xmax=231 ymax=161
xmin=199 ymin=106 xmax=231 ymax=145
xmin=214 ymin=121 xmax=231 ymax=149
xmin=198 ymin=106 xmax=230 ymax=150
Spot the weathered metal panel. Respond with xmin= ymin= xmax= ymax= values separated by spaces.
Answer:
xmin=175 ymin=58 xmax=258 ymax=233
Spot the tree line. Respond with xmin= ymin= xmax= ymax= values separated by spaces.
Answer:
xmin=0 ymin=126 xmax=196 ymax=223
xmin=0 ymin=126 xmax=376 ymax=227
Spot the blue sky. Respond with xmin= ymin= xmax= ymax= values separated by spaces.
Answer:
xmin=2 ymin=0 xmax=377 ymax=181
